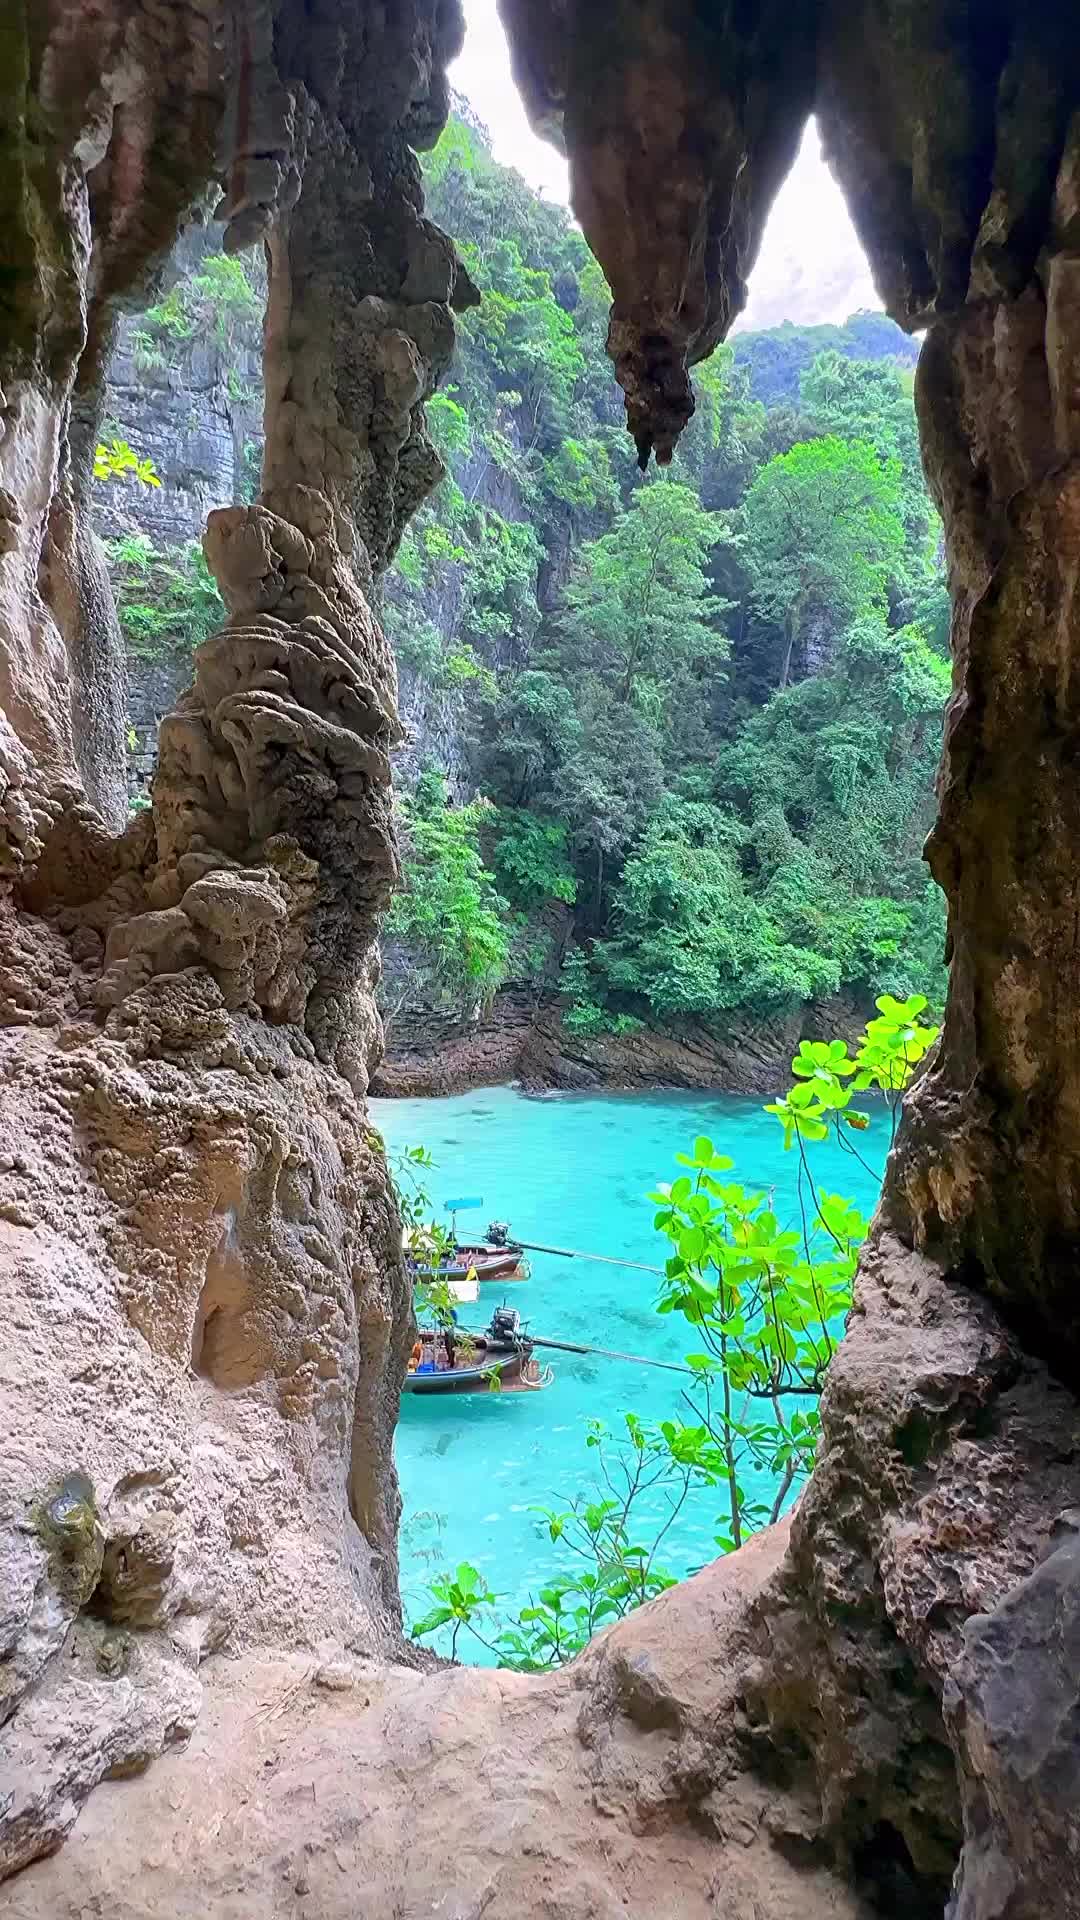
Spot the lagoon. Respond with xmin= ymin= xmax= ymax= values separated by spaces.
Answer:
xmin=372 ymin=1084 xmax=884 ymax=1659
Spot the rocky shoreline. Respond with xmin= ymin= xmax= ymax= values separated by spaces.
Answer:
xmin=372 ymin=990 xmax=867 ymax=1099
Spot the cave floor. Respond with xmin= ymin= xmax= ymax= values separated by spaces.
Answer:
xmin=3 ymin=1535 xmax=866 ymax=1920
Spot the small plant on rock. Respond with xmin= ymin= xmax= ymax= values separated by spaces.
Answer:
xmin=93 ymin=438 xmax=161 ymax=488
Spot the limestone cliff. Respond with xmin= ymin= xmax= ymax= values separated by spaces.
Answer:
xmin=0 ymin=0 xmax=470 ymax=1875
xmin=3 ymin=3 xmax=1080 ymax=1919
xmin=96 ymin=226 xmax=263 ymax=797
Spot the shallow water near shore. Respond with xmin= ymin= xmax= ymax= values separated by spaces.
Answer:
xmin=372 ymin=1084 xmax=884 ymax=1661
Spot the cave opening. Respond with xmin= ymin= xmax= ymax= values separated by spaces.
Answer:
xmin=3 ymin=3 xmax=1080 ymax=1916
xmin=852 ymin=1821 xmax=954 ymax=1920
xmin=93 ymin=221 xmax=268 ymax=814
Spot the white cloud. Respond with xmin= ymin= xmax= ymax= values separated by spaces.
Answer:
xmin=735 ymin=124 xmax=879 ymax=332
xmin=450 ymin=0 xmax=571 ymax=203
xmin=452 ymin=0 xmax=878 ymax=330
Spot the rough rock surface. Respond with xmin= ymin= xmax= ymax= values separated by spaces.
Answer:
xmin=373 ymin=990 xmax=867 ymax=1097
xmin=96 ymin=222 xmax=265 ymax=801
xmin=9 ymin=1239 xmax=1079 ymax=1920
xmin=5 ymin=2 xmax=1080 ymax=1918
xmin=501 ymin=0 xmax=815 ymax=466
xmin=6 ymin=1534 xmax=871 ymax=1920
xmin=96 ymin=227 xmax=265 ymax=557
xmin=372 ymin=985 xmax=541 ymax=1095
xmin=754 ymin=1237 xmax=1080 ymax=1913
xmin=0 ymin=0 xmax=469 ymax=1880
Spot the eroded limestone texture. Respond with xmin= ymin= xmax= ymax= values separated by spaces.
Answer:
xmin=7 ymin=1534 xmax=875 ymax=1920
xmin=5 ymin=2 xmax=1080 ymax=1917
xmin=502 ymin=0 xmax=815 ymax=466
xmin=495 ymin=4 xmax=1080 ymax=1913
xmin=0 ymin=0 xmax=467 ymax=1877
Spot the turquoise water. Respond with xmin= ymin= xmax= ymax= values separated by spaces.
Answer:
xmin=372 ymin=1086 xmax=884 ymax=1658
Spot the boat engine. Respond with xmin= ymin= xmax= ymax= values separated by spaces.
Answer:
xmin=488 ymin=1305 xmax=521 ymax=1348
xmin=486 ymin=1220 xmax=512 ymax=1247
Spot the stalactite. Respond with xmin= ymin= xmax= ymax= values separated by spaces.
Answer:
xmin=3 ymin=1 xmax=1080 ymax=1912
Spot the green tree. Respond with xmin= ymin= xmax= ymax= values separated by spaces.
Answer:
xmin=142 ymin=251 xmax=262 ymax=354
xmin=489 ymin=809 xmax=577 ymax=912
xmin=799 ymin=350 xmax=943 ymax=616
xmin=558 ymin=480 xmax=729 ymax=708
xmin=677 ymin=344 xmax=767 ymax=508
xmin=462 ymin=514 xmax=543 ymax=660
xmin=542 ymin=435 xmax=620 ymax=514
xmin=741 ymin=437 xmax=906 ymax=689
xmin=479 ymin=669 xmax=584 ymax=811
xmin=592 ymin=799 xmax=838 ymax=1017
xmin=386 ymin=772 xmax=510 ymax=1011
xmin=104 ymin=530 xmax=223 ymax=659
xmin=547 ymin=689 xmax=666 ymax=906
xmin=732 ymin=310 xmax=918 ymax=406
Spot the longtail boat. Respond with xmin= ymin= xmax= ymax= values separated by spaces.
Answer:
xmin=407 ymin=1247 xmax=529 ymax=1284
xmin=402 ymin=1307 xmax=549 ymax=1396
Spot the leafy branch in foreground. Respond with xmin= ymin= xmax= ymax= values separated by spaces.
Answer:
xmin=409 ymin=994 xmax=939 ymax=1665
xmin=651 ymin=992 xmax=937 ymax=1549
xmin=384 ymin=1141 xmax=457 ymax=1327
xmin=410 ymin=1415 xmax=715 ymax=1670
xmin=651 ymin=1152 xmax=859 ymax=1548
xmin=766 ymin=993 xmax=938 ymax=1157
xmin=94 ymin=438 xmax=161 ymax=488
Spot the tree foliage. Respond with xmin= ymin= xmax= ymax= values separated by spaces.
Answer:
xmin=374 ymin=109 xmax=950 ymax=1030
xmin=489 ymin=808 xmax=577 ymax=911
xmin=557 ymin=482 xmax=728 ymax=708
xmin=740 ymin=437 xmax=906 ymax=689
xmin=103 ymin=106 xmax=951 ymax=1036
xmin=385 ymin=772 xmax=510 ymax=1010
xmin=139 ymin=250 xmax=262 ymax=351
xmin=94 ymin=438 xmax=162 ymax=488
xmin=103 ymin=531 xmax=223 ymax=659
xmin=732 ymin=311 xmax=918 ymax=406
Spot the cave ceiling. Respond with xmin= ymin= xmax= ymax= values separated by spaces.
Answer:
xmin=498 ymin=1 xmax=1080 ymax=464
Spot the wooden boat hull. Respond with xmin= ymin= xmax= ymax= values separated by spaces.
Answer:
xmin=408 ymin=1250 xmax=528 ymax=1284
xmin=402 ymin=1341 xmax=540 ymax=1395
xmin=454 ymin=1241 xmax=523 ymax=1263
xmin=454 ymin=1245 xmax=530 ymax=1282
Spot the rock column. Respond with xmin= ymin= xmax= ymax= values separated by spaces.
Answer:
xmin=0 ymin=0 xmax=471 ymax=1876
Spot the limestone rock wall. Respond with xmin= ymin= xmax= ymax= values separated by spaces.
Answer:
xmin=495 ymin=4 xmax=1080 ymax=1913
xmin=97 ymin=227 xmax=264 ymax=553
xmin=0 ymin=0 xmax=469 ymax=1877
xmin=370 ymin=986 xmax=867 ymax=1098
xmin=97 ymin=223 xmax=264 ymax=801
xmin=6 ymin=2 xmax=1080 ymax=1917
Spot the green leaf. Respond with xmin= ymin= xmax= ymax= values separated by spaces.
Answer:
xmin=411 ymin=1606 xmax=454 ymax=1637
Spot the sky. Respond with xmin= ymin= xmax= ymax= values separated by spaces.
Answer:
xmin=450 ymin=0 xmax=880 ymax=332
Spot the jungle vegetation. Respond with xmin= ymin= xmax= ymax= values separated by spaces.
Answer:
xmin=100 ymin=109 xmax=950 ymax=1032
xmin=383 ymin=111 xmax=949 ymax=1028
